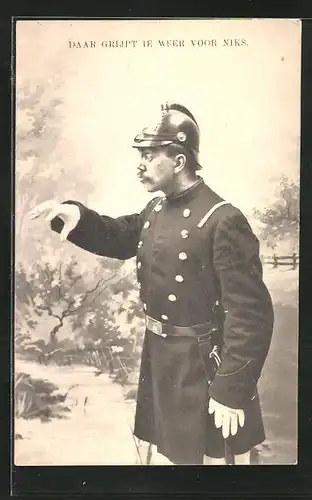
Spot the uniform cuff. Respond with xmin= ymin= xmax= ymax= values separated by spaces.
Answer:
xmin=50 ymin=200 xmax=86 ymax=235
xmin=208 ymin=360 xmax=257 ymax=409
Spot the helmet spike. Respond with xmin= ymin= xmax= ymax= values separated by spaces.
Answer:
xmin=161 ymin=101 xmax=172 ymax=114
xmin=166 ymin=103 xmax=198 ymax=127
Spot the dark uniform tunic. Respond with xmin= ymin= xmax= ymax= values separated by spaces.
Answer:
xmin=51 ymin=177 xmax=274 ymax=464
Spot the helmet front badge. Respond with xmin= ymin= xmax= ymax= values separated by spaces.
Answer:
xmin=177 ymin=131 xmax=187 ymax=143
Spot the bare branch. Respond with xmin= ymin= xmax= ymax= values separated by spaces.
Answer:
xmin=84 ymin=273 xmax=123 ymax=309
xmin=64 ymin=271 xmax=121 ymax=316
xmin=36 ymin=303 xmax=62 ymax=322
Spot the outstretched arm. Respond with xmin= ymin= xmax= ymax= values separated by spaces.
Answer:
xmin=50 ymin=200 xmax=145 ymax=260
xmin=30 ymin=198 xmax=158 ymax=260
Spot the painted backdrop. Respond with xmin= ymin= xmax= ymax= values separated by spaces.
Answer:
xmin=14 ymin=19 xmax=300 ymax=465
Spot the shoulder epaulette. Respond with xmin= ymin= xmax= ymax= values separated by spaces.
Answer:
xmin=197 ymin=201 xmax=230 ymax=229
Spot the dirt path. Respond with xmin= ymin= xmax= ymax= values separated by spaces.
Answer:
xmin=14 ymin=360 xmax=171 ymax=465
xmin=15 ymin=360 xmax=139 ymax=465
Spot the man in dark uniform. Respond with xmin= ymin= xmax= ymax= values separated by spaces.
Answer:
xmin=30 ymin=102 xmax=274 ymax=465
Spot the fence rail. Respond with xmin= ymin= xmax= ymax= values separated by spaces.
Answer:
xmin=262 ymin=253 xmax=299 ymax=270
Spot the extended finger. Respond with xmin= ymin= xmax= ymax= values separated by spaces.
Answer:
xmin=230 ymin=413 xmax=238 ymax=436
xmin=221 ymin=413 xmax=230 ymax=439
xmin=214 ymin=408 xmax=223 ymax=429
xmin=44 ymin=206 xmax=64 ymax=222
xmin=238 ymin=409 xmax=245 ymax=428
xmin=208 ymin=398 xmax=216 ymax=415
xmin=29 ymin=200 xmax=58 ymax=219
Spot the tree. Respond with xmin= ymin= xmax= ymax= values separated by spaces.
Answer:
xmin=15 ymin=72 xmax=94 ymax=266
xmin=15 ymin=255 xmax=144 ymax=375
xmin=15 ymin=65 xmax=145 ymax=380
xmin=16 ymin=256 xmax=120 ymax=344
xmin=253 ymin=175 xmax=299 ymax=250
xmin=70 ymin=262 xmax=145 ymax=379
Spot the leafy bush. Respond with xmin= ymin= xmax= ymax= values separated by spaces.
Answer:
xmin=14 ymin=372 xmax=72 ymax=421
xmin=15 ymin=256 xmax=144 ymax=381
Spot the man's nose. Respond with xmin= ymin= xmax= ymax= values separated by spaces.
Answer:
xmin=137 ymin=163 xmax=147 ymax=173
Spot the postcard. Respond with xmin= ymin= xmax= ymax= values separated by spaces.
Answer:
xmin=14 ymin=18 xmax=300 ymax=467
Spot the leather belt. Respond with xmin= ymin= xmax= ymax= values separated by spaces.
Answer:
xmin=145 ymin=314 xmax=215 ymax=339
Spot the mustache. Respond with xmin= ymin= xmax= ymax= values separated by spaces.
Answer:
xmin=137 ymin=171 xmax=148 ymax=179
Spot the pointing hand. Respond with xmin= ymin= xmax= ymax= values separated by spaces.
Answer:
xmin=29 ymin=200 xmax=81 ymax=242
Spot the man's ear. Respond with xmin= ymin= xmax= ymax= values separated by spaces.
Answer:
xmin=173 ymin=154 xmax=186 ymax=174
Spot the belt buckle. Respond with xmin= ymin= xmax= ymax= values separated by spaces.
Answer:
xmin=146 ymin=316 xmax=167 ymax=338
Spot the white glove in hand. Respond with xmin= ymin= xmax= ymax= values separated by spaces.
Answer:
xmin=208 ymin=397 xmax=245 ymax=439
xmin=29 ymin=200 xmax=81 ymax=242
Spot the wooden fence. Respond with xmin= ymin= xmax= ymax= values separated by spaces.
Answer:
xmin=262 ymin=253 xmax=299 ymax=270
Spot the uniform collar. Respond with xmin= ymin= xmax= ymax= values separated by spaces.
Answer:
xmin=165 ymin=176 xmax=205 ymax=205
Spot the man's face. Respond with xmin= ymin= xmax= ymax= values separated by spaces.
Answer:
xmin=136 ymin=147 xmax=176 ymax=193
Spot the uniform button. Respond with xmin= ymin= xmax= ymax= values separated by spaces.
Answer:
xmin=179 ymin=252 xmax=188 ymax=260
xmin=168 ymin=294 xmax=177 ymax=302
xmin=161 ymin=314 xmax=169 ymax=321
xmin=137 ymin=283 xmax=141 ymax=289
xmin=143 ymin=221 xmax=150 ymax=229
xmin=138 ymin=241 xmax=143 ymax=249
xmin=175 ymin=274 xmax=184 ymax=283
xmin=143 ymin=303 xmax=147 ymax=311
xmin=181 ymin=229 xmax=189 ymax=239
xmin=183 ymin=208 xmax=191 ymax=218
xmin=154 ymin=204 xmax=162 ymax=212
xmin=137 ymin=261 xmax=142 ymax=269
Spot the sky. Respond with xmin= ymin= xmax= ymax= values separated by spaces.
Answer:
xmin=16 ymin=19 xmax=301 ymax=224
